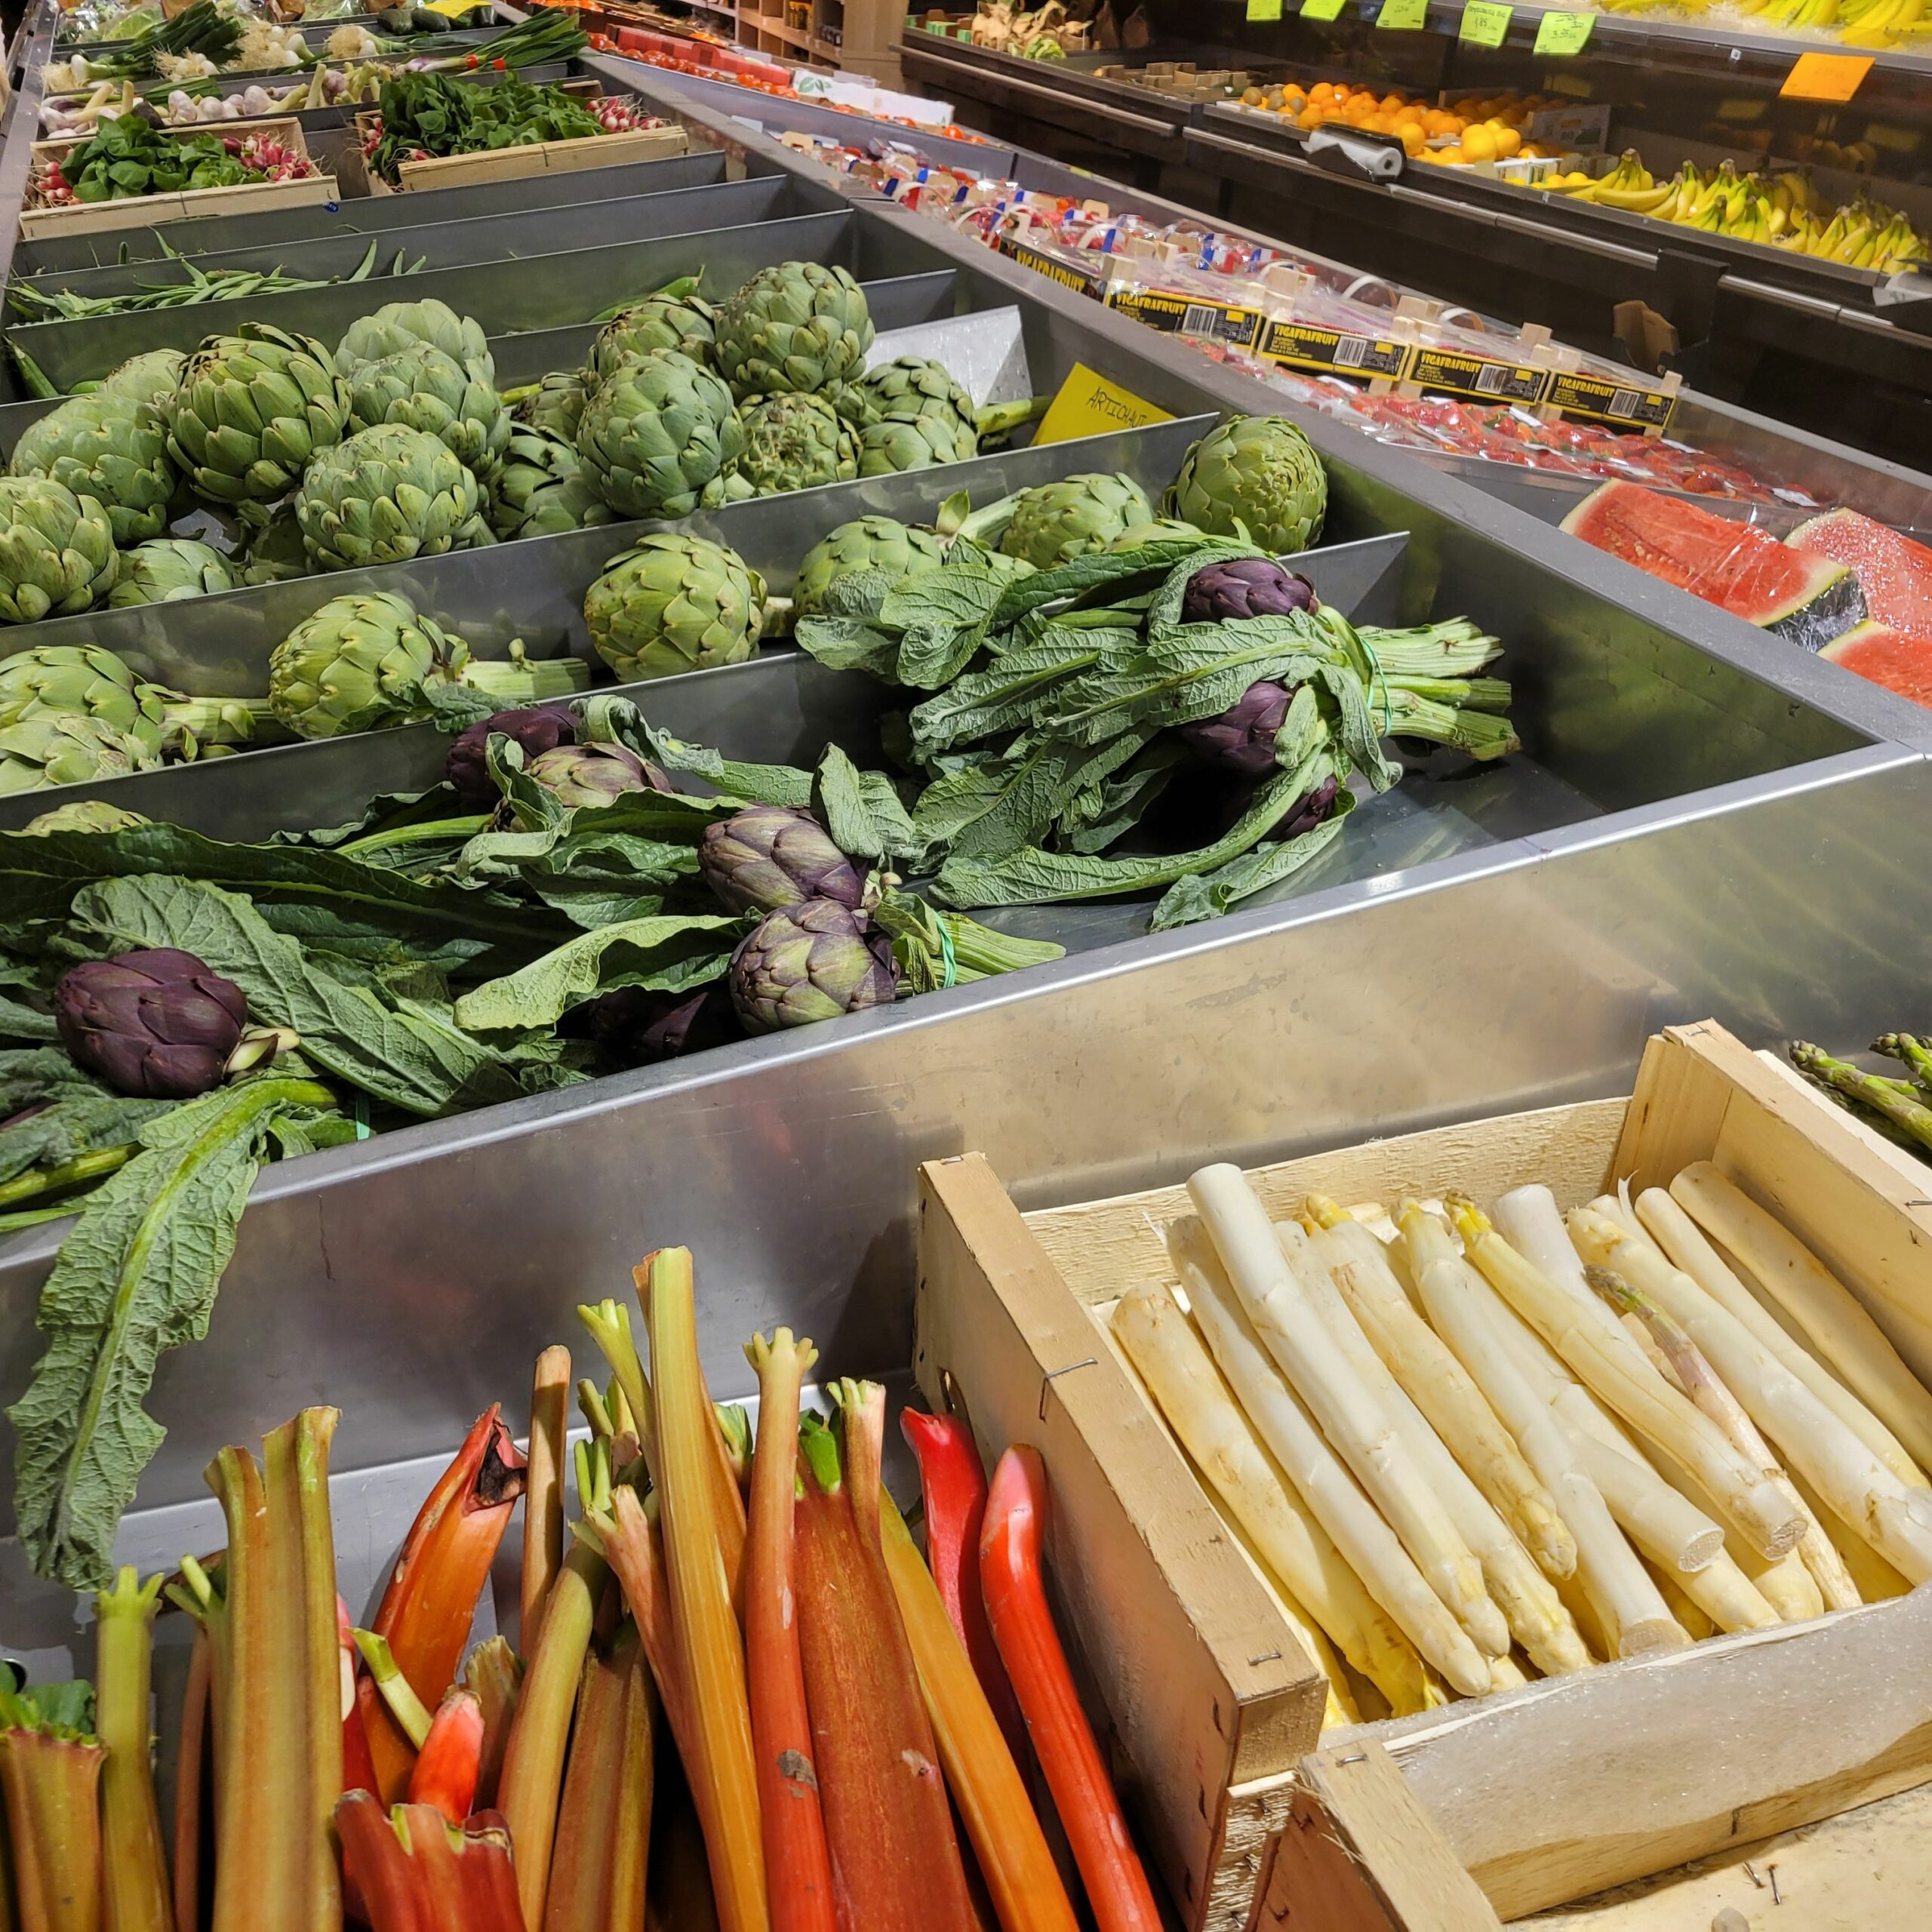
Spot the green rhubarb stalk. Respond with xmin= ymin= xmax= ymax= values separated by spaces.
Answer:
xmin=522 ymin=1346 xmax=572 ymax=1656
xmin=201 ymin=1407 xmax=344 ymax=1932
xmin=496 ymin=1441 xmax=610 ymax=1932
xmin=0 ymin=1711 xmax=105 ymax=1932
xmin=578 ymin=1298 xmax=656 ymax=1479
xmin=94 ymin=1567 xmax=173 ymax=1932
xmin=463 ymin=1637 xmax=522 ymax=1813
xmin=171 ymin=1620 xmax=213 ymax=1932
xmin=577 ymin=1378 xmax=616 ymax=1444
xmin=714 ymin=1404 xmax=752 ymax=1488
xmin=353 ymin=1632 xmax=433 ymax=1749
xmin=540 ymin=1624 xmax=654 ymax=1932
xmin=1792 ymin=1043 xmax=1932 ymax=1156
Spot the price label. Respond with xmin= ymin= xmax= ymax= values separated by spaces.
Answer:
xmin=1247 ymin=0 xmax=1284 ymax=17
xmin=1532 ymin=8 xmax=1595 ymax=54
xmin=1780 ymin=51 xmax=1872 ymax=101
xmin=1377 ymin=0 xmax=1429 ymax=25
xmin=1033 ymin=365 xmax=1174 ymax=447
xmin=1301 ymin=0 xmax=1351 ymax=20
xmin=1460 ymin=0 xmax=1513 ymax=41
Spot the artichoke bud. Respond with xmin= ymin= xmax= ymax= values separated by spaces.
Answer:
xmin=699 ymin=804 xmax=867 ymax=915
xmin=54 ymin=949 xmax=251 ymax=1100
xmin=999 ymin=472 xmax=1157 ymax=569
xmin=513 ymin=740 xmax=672 ymax=820
xmin=1177 ymin=679 xmax=1300 ymax=779
xmin=727 ymin=898 xmax=898 ymax=1035
xmin=1166 ymin=415 xmax=1328 ymax=556
xmin=1181 ymin=557 xmax=1318 ymax=623
xmin=446 ymin=704 xmax=580 ymax=808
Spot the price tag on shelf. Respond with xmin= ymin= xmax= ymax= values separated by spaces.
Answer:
xmin=1460 ymin=0 xmax=1513 ymax=42
xmin=1301 ymin=0 xmax=1351 ymax=20
xmin=1033 ymin=365 xmax=1174 ymax=447
xmin=1377 ymin=0 xmax=1429 ymax=25
xmin=1780 ymin=51 xmax=1872 ymax=102
xmin=1247 ymin=0 xmax=1284 ymax=17
xmin=1532 ymin=8 xmax=1595 ymax=54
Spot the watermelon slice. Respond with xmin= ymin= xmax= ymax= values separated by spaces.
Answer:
xmin=1787 ymin=509 xmax=1932 ymax=638
xmin=1561 ymin=480 xmax=1864 ymax=651
xmin=1822 ymin=621 xmax=1932 ymax=711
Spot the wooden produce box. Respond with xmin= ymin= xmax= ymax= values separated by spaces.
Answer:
xmin=353 ymin=100 xmax=688 ymax=194
xmin=22 ymin=119 xmax=337 ymax=238
xmin=914 ymin=1020 xmax=1932 ymax=1932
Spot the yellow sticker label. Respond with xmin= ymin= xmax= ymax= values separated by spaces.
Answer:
xmin=1780 ymin=51 xmax=1872 ymax=103
xmin=1032 ymin=365 xmax=1174 ymax=447
xmin=1301 ymin=0 xmax=1350 ymax=20
xmin=1532 ymin=8 xmax=1595 ymax=54
xmin=423 ymin=0 xmax=492 ymax=14
xmin=1247 ymin=0 xmax=1284 ymax=18
xmin=1460 ymin=0 xmax=1513 ymax=42
xmin=1377 ymin=0 xmax=1429 ymax=25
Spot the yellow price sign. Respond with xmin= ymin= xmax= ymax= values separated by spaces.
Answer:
xmin=1460 ymin=0 xmax=1513 ymax=42
xmin=1780 ymin=51 xmax=1872 ymax=102
xmin=1377 ymin=0 xmax=1429 ymax=25
xmin=1532 ymin=8 xmax=1595 ymax=54
xmin=1301 ymin=0 xmax=1350 ymax=20
xmin=1247 ymin=0 xmax=1285 ymax=17
xmin=1032 ymin=365 xmax=1173 ymax=448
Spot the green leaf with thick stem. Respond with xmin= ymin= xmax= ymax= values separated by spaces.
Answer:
xmin=7 ymin=1072 xmax=336 ymax=1591
xmin=94 ymin=1565 xmax=173 ymax=1932
xmin=1149 ymin=787 xmax=1354 ymax=929
xmin=0 ymin=1083 xmax=175 ymax=1188
xmin=811 ymin=744 xmax=918 ymax=866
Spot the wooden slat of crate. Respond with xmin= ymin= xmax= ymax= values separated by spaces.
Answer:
xmin=390 ymin=122 xmax=688 ymax=190
xmin=20 ymin=171 xmax=340 ymax=237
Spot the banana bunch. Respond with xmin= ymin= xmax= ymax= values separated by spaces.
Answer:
xmin=1838 ymin=0 xmax=1925 ymax=43
xmin=1547 ymin=149 xmax=1676 ymax=213
xmin=1785 ymin=198 xmax=1930 ymax=270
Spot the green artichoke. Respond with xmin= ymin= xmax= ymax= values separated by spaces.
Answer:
xmin=346 ymin=343 xmax=510 ymax=482
xmin=999 ymin=472 xmax=1155 ymax=570
xmin=10 ymin=395 xmax=177 ymax=546
xmin=237 ymin=502 xmax=309 ymax=586
xmin=488 ymin=425 xmax=614 ymax=543
xmin=576 ymin=351 xmax=745 ymax=521
xmin=0 ymin=478 xmax=118 ymax=622
xmin=714 ymin=262 xmax=874 ymax=402
xmin=337 ymin=300 xmax=493 ymax=383
xmin=107 ymin=537 xmax=236 ymax=607
xmin=165 ymin=324 xmax=349 ymax=506
xmin=93 ymin=349 xmax=187 ymax=408
xmin=295 ymin=424 xmax=488 ymax=572
xmin=1108 ymin=518 xmax=1204 ymax=551
xmin=737 ymin=392 xmax=858 ymax=496
xmin=514 ymin=370 xmax=590 ymax=442
xmin=590 ymin=291 xmax=718 ymax=383
xmin=0 ymin=712 xmax=159 ymax=795
xmin=584 ymin=533 xmax=765 ymax=682
xmin=267 ymin=589 xmax=585 ymax=739
xmin=21 ymin=797 xmax=149 ymax=833
xmin=1166 ymin=416 xmax=1327 ymax=555
xmin=850 ymin=355 xmax=976 ymax=435
xmin=794 ymin=515 xmax=948 ymax=618
xmin=0 ymin=643 xmax=157 ymax=746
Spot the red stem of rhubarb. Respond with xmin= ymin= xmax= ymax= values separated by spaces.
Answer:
xmin=980 ymin=1449 xmax=1162 ymax=1932
xmin=795 ymin=1401 xmax=977 ymax=1932
xmin=367 ymin=1408 xmax=527 ymax=1804
xmin=171 ymin=1621 xmax=213 ymax=1932
xmin=522 ymin=1348 xmax=572 ymax=1656
xmin=900 ymin=1411 xmax=1027 ymax=1767
xmin=336 ymin=1791 xmax=525 ymax=1932
xmin=0 ymin=1724 xmax=105 ymax=1932
xmin=743 ymin=1332 xmax=835 ymax=1932
xmin=95 ymin=1566 xmax=174 ymax=1932
xmin=583 ymin=1486 xmax=698 ymax=1770
xmin=340 ymin=1599 xmax=380 ymax=1801
xmin=406 ymin=1690 xmax=483 ymax=1826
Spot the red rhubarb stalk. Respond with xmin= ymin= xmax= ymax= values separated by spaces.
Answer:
xmin=578 ymin=1484 xmax=697 ymax=1770
xmin=522 ymin=1347 xmax=572 ymax=1654
xmin=355 ymin=1632 xmax=432 ymax=1749
xmin=340 ymin=1601 xmax=380 ymax=1799
xmin=980 ymin=1448 xmax=1161 ymax=1932
xmin=540 ymin=1625 xmax=654 ymax=1932
xmin=0 ymin=1693 xmax=105 ymax=1932
xmin=496 ymin=1442 xmax=609 ymax=1932
xmin=900 ymin=1411 xmax=1026 ymax=1764
xmin=335 ymin=1791 xmax=524 ymax=1932
xmin=794 ymin=1393 xmax=977 ymax=1932
xmin=743 ymin=1331 xmax=835 ymax=1932
xmin=171 ymin=1620 xmax=213 ymax=1932
xmin=463 ymin=1639 xmax=521 ymax=1812
xmin=198 ymin=1407 xmax=345 ymax=1932
xmin=364 ymin=1407 xmax=527 ymax=1802
xmin=645 ymin=1247 xmax=764 ymax=1932
xmin=878 ymin=1491 xmax=1078 ymax=1932
xmin=406 ymin=1690 xmax=483 ymax=1826
xmin=95 ymin=1567 xmax=174 ymax=1932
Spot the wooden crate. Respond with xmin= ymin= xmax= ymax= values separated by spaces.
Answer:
xmin=21 ymin=119 xmax=337 ymax=238
xmin=355 ymin=115 xmax=688 ymax=194
xmin=914 ymin=1020 xmax=1932 ymax=1932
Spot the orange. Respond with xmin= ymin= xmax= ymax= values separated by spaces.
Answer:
xmin=1396 ymin=121 xmax=1426 ymax=155
xmin=1461 ymin=125 xmax=1499 ymax=162
xmin=1491 ymin=125 xmax=1522 ymax=158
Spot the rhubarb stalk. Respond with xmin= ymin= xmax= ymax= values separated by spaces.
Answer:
xmin=980 ymin=1447 xmax=1163 ymax=1932
xmin=407 ymin=1690 xmax=484 ymax=1826
xmin=0 ymin=1689 xmax=105 ymax=1932
xmin=336 ymin=1791 xmax=523 ymax=1932
xmin=646 ymin=1247 xmax=765 ymax=1932
xmin=577 ymin=1484 xmax=697 ymax=1769
xmin=171 ymin=1621 xmax=212 ymax=1932
xmin=541 ymin=1626 xmax=654 ymax=1932
xmin=523 ymin=1348 xmax=572 ymax=1654
xmin=743 ymin=1331 xmax=835 ymax=1932
xmin=795 ymin=1398 xmax=977 ymax=1932
xmin=200 ymin=1406 xmax=345 ymax=1932
xmin=340 ymin=1599 xmax=380 ymax=1800
xmin=878 ymin=1489 xmax=1078 ymax=1932
xmin=579 ymin=1299 xmax=656 ymax=1475
xmin=900 ymin=1411 xmax=1026 ymax=1765
xmin=94 ymin=1567 xmax=173 ymax=1932
xmin=363 ymin=1407 xmax=527 ymax=1802
xmin=463 ymin=1639 xmax=522 ymax=1812
xmin=355 ymin=1632 xmax=433 ymax=1749
xmin=497 ymin=1443 xmax=610 ymax=1932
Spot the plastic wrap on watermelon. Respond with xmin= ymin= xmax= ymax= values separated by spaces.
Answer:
xmin=1791 ymin=512 xmax=1932 ymax=709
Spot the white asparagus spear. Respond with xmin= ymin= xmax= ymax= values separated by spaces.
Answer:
xmin=1278 ymin=1221 xmax=1592 ymax=1678
xmin=1638 ymin=1189 xmax=1927 ymax=1488
xmin=1488 ymin=1654 xmax=1534 ymax=1693
xmin=1190 ymin=1166 xmax=1509 ymax=1661
xmin=1580 ymin=1247 xmax=1861 ymax=1611
xmin=1583 ymin=1194 xmax=1684 ymax=1383
xmin=1168 ymin=1218 xmax=1494 ymax=1697
xmin=1670 ymin=1164 xmax=1932 ymax=1477
xmin=1788 ymin=1466 xmax=1912 ymax=1601
xmin=1399 ymin=1205 xmax=1686 ymax=1658
xmin=1570 ymin=1205 xmax=1932 ymax=1586
xmin=1647 ymin=1562 xmax=1715 ymax=1641
xmin=1454 ymin=1200 xmax=1804 ymax=1560
xmin=1307 ymin=1204 xmax=1577 ymax=1581
xmin=1110 ymin=1283 xmax=1423 ymax=1714
xmin=1736 ymin=1541 xmax=1823 ymax=1623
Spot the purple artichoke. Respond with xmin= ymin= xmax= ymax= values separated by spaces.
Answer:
xmin=1182 ymin=558 xmax=1318 ymax=623
xmin=521 ymin=740 xmax=672 ymax=813
xmin=578 ymin=984 xmax=740 ymax=1063
xmin=446 ymin=706 xmax=579 ymax=808
xmin=54 ymin=949 xmax=248 ymax=1099
xmin=727 ymin=899 xmax=897 ymax=1035
xmin=1281 ymin=774 xmax=1340 ymax=841
xmin=1177 ymin=679 xmax=1298 ymax=779
xmin=699 ymin=804 xmax=866 ymax=916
